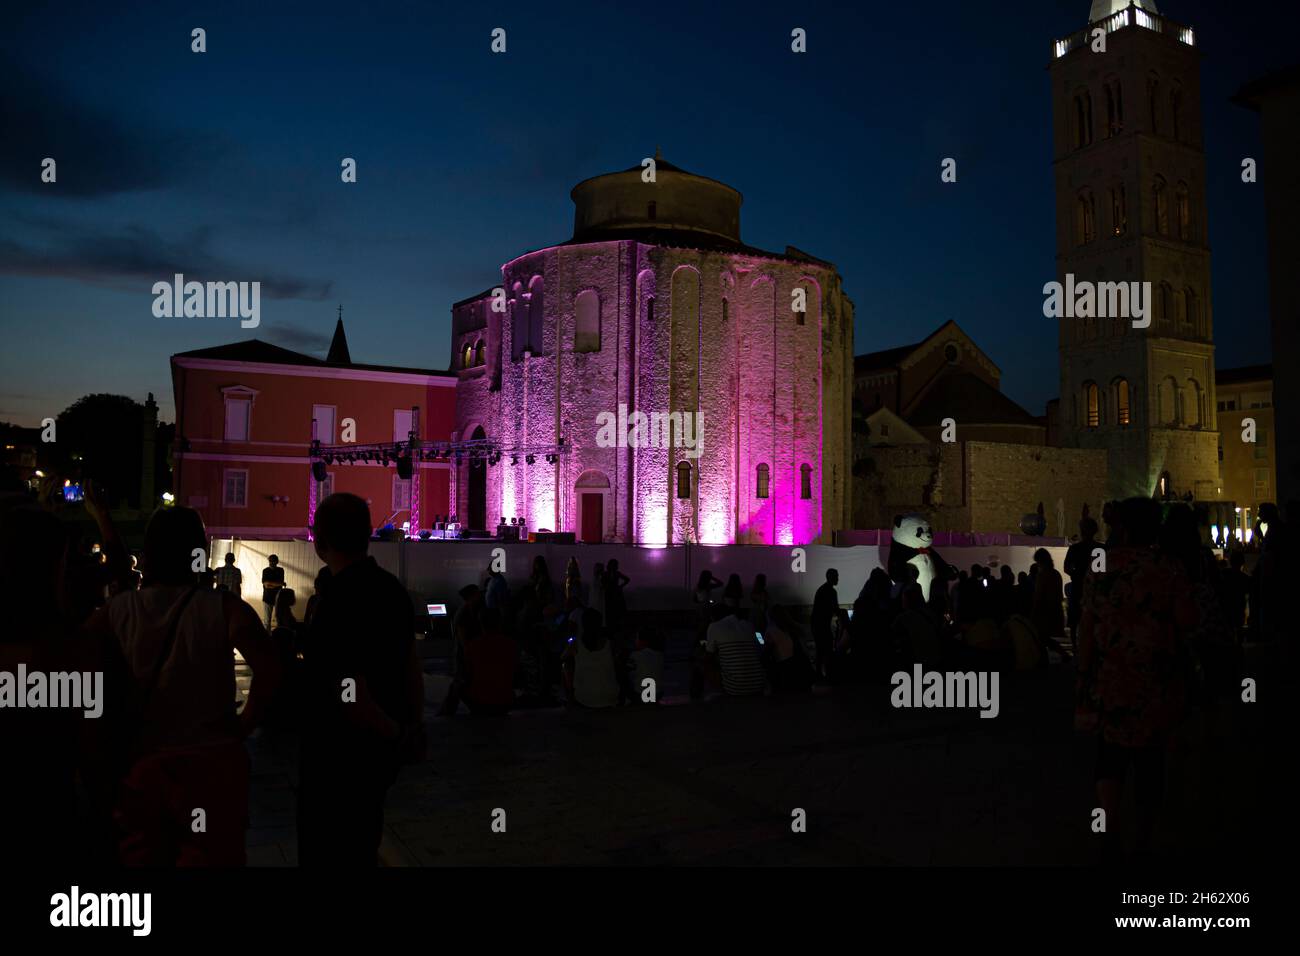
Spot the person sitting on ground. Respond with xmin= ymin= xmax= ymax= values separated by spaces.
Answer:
xmin=892 ymin=584 xmax=944 ymax=668
xmin=750 ymin=573 xmax=770 ymax=635
xmin=564 ymin=609 xmax=620 ymax=709
xmin=627 ymin=626 xmax=666 ymax=703
xmin=765 ymin=605 xmax=813 ymax=693
xmin=457 ymin=606 xmax=517 ymax=716
xmin=693 ymin=603 xmax=766 ymax=698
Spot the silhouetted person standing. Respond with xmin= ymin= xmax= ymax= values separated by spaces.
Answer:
xmin=261 ymin=554 xmax=284 ymax=630
xmin=215 ymin=552 xmax=242 ymax=597
xmin=1064 ymin=516 xmax=1100 ymax=649
xmin=90 ymin=506 xmax=280 ymax=865
xmin=811 ymin=568 xmax=839 ymax=679
xmin=298 ymin=493 xmax=424 ymax=866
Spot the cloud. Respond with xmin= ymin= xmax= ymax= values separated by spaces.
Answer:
xmin=264 ymin=322 xmax=333 ymax=354
xmin=0 ymin=225 xmax=332 ymax=300
xmin=0 ymin=62 xmax=221 ymax=198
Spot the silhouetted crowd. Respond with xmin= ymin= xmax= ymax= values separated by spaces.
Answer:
xmin=2 ymin=479 xmax=422 ymax=868
xmin=4 ymin=463 xmax=1293 ymax=869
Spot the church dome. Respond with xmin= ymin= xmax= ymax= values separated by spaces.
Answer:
xmin=1089 ymin=0 xmax=1157 ymax=23
xmin=570 ymin=152 xmax=743 ymax=246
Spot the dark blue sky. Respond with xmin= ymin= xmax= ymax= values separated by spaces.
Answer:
xmin=1 ymin=0 xmax=1293 ymax=426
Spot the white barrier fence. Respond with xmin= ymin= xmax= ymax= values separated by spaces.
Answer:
xmin=210 ymin=537 xmax=1070 ymax=618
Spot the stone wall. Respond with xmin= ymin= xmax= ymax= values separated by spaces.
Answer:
xmin=854 ymin=440 xmax=1108 ymax=537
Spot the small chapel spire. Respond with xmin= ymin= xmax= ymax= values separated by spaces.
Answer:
xmin=327 ymin=307 xmax=352 ymax=364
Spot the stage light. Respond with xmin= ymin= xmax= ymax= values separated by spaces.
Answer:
xmin=312 ymin=460 xmax=328 ymax=482
xmin=396 ymin=456 xmax=413 ymax=480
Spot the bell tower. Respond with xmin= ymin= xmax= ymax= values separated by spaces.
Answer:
xmin=1050 ymin=0 xmax=1219 ymax=502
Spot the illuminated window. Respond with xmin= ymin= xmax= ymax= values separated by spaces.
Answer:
xmin=1154 ymin=176 xmax=1169 ymax=235
xmin=756 ymin=463 xmax=770 ymax=499
xmin=1085 ymin=382 xmax=1100 ymax=428
xmin=1110 ymin=184 xmax=1127 ymax=236
xmin=317 ymin=472 xmax=334 ymax=499
xmin=1115 ymin=378 xmax=1131 ymax=426
xmin=574 ymin=290 xmax=601 ymax=353
xmin=675 ymin=461 xmax=691 ymax=499
xmin=800 ymin=463 xmax=812 ymax=500
xmin=463 ymin=343 xmax=472 ymax=368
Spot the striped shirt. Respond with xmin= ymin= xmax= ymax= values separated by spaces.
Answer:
xmin=706 ymin=615 xmax=766 ymax=696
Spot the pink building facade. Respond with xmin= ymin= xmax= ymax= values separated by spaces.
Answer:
xmin=450 ymin=157 xmax=855 ymax=545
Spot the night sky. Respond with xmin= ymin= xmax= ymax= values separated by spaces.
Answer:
xmin=1 ymin=0 xmax=1294 ymax=426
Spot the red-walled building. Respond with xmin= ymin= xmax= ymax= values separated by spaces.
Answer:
xmin=171 ymin=320 xmax=457 ymax=539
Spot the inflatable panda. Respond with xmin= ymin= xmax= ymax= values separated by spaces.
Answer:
xmin=887 ymin=513 xmax=954 ymax=603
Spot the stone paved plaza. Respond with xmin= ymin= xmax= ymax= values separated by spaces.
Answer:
xmin=241 ymin=635 xmax=1285 ymax=867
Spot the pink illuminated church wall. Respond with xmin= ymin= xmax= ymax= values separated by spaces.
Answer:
xmin=449 ymin=160 xmax=853 ymax=545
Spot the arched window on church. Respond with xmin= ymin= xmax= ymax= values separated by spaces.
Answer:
xmin=1084 ymin=381 xmax=1100 ymax=429
xmin=1076 ymin=189 xmax=1096 ymax=245
xmin=1174 ymin=288 xmax=1188 ymax=328
xmin=1160 ymin=376 xmax=1179 ymax=425
xmin=1186 ymin=287 xmax=1200 ymax=337
xmin=1114 ymin=378 xmax=1131 ymax=426
xmin=528 ymin=276 xmax=545 ymax=357
xmin=800 ymin=463 xmax=812 ymax=500
xmin=1170 ymin=86 xmax=1184 ymax=142
xmin=1110 ymin=183 xmax=1127 ymax=236
xmin=462 ymin=343 xmax=473 ymax=369
xmin=1148 ymin=75 xmax=1161 ymax=133
xmin=1154 ymin=176 xmax=1169 ymax=235
xmin=1158 ymin=470 xmax=1171 ymax=498
xmin=1176 ymin=182 xmax=1192 ymax=241
xmin=756 ymin=463 xmax=770 ymax=499
xmin=1104 ymin=79 xmax=1123 ymax=137
xmin=1073 ymin=91 xmax=1093 ymax=149
xmin=1186 ymin=379 xmax=1202 ymax=427
xmin=1158 ymin=281 xmax=1174 ymax=327
xmin=474 ymin=340 xmax=485 ymax=366
xmin=676 ymin=461 xmax=691 ymax=499
xmin=511 ymin=283 xmax=526 ymax=361
xmin=574 ymin=290 xmax=600 ymax=353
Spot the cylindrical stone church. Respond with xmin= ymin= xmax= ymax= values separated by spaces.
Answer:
xmin=450 ymin=155 xmax=854 ymax=545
